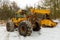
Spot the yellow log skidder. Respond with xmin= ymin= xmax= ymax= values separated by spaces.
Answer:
xmin=6 ymin=8 xmax=57 ymax=36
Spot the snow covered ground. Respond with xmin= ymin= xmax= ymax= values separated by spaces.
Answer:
xmin=0 ymin=20 xmax=60 ymax=40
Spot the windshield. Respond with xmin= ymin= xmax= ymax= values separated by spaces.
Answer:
xmin=16 ymin=13 xmax=24 ymax=18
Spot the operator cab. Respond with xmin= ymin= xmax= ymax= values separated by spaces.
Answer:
xmin=15 ymin=10 xmax=27 ymax=19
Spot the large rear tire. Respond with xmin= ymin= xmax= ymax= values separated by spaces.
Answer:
xmin=18 ymin=21 xmax=32 ymax=36
xmin=6 ymin=20 xmax=14 ymax=32
xmin=33 ymin=22 xmax=41 ymax=31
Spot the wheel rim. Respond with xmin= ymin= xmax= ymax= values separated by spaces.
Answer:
xmin=21 ymin=26 xmax=26 ymax=32
xmin=20 ymin=26 xmax=26 ymax=34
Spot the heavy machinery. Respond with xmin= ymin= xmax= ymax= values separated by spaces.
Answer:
xmin=6 ymin=8 xmax=57 ymax=36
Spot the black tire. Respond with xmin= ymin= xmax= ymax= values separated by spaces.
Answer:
xmin=18 ymin=22 xmax=32 ymax=36
xmin=33 ymin=22 xmax=41 ymax=31
xmin=46 ymin=26 xmax=54 ymax=28
xmin=6 ymin=21 xmax=14 ymax=32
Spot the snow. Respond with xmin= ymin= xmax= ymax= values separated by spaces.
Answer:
xmin=0 ymin=20 xmax=60 ymax=40
xmin=53 ymin=19 xmax=60 ymax=22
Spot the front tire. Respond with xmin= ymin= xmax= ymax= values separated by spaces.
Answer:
xmin=18 ymin=21 xmax=32 ymax=36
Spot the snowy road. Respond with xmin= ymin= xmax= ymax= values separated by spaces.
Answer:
xmin=0 ymin=20 xmax=60 ymax=40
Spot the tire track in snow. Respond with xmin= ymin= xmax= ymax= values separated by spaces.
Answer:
xmin=4 ymin=32 xmax=10 ymax=40
xmin=8 ymin=31 xmax=21 ymax=40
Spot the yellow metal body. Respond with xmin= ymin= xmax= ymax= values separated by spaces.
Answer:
xmin=12 ymin=18 xmax=27 ymax=26
xmin=30 ymin=8 xmax=50 ymax=15
xmin=40 ymin=19 xmax=57 ymax=27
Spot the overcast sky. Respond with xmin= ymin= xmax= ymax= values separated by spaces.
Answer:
xmin=10 ymin=0 xmax=43 ymax=9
